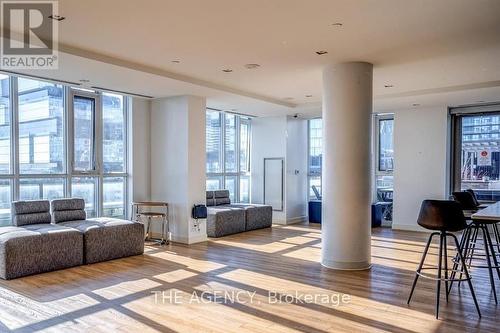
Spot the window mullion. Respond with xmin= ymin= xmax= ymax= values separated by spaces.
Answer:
xmin=11 ymin=76 xmax=19 ymax=201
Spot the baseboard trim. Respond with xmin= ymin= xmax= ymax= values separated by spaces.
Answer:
xmin=273 ymin=215 xmax=308 ymax=225
xmin=151 ymin=233 xmax=208 ymax=245
xmin=391 ymin=223 xmax=429 ymax=233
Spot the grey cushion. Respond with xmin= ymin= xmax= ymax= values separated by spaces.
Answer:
xmin=51 ymin=198 xmax=85 ymax=211
xmin=207 ymin=207 xmax=246 ymax=237
xmin=214 ymin=190 xmax=230 ymax=199
xmin=0 ymin=224 xmax=83 ymax=279
xmin=215 ymin=197 xmax=231 ymax=205
xmin=206 ymin=198 xmax=215 ymax=206
xmin=52 ymin=210 xmax=87 ymax=223
xmin=60 ymin=218 xmax=144 ymax=264
xmin=11 ymin=200 xmax=51 ymax=226
xmin=206 ymin=191 xmax=214 ymax=199
xmin=51 ymin=198 xmax=87 ymax=223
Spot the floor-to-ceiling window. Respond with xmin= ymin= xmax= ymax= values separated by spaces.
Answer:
xmin=308 ymin=118 xmax=322 ymax=199
xmin=0 ymin=73 xmax=128 ymax=225
xmin=451 ymin=105 xmax=500 ymax=201
xmin=375 ymin=115 xmax=394 ymax=193
xmin=205 ymin=109 xmax=251 ymax=203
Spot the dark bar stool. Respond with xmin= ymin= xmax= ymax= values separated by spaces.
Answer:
xmin=450 ymin=191 xmax=500 ymax=304
xmin=466 ymin=189 xmax=500 ymax=254
xmin=407 ymin=200 xmax=481 ymax=319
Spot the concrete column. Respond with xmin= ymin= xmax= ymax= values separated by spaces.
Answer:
xmin=321 ymin=62 xmax=373 ymax=270
xmin=150 ymin=95 xmax=207 ymax=244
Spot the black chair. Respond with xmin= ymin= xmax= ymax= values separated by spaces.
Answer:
xmin=450 ymin=191 xmax=500 ymax=304
xmin=407 ymin=200 xmax=481 ymax=319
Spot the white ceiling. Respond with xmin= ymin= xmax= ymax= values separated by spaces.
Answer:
xmin=3 ymin=0 xmax=500 ymax=116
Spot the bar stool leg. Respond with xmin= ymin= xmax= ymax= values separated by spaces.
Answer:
xmin=443 ymin=234 xmax=449 ymax=303
xmin=435 ymin=233 xmax=444 ymax=319
xmin=407 ymin=232 xmax=437 ymax=305
xmin=493 ymin=223 xmax=500 ymax=254
xmin=449 ymin=233 xmax=481 ymax=318
xmin=146 ymin=216 xmax=151 ymax=241
xmin=484 ymin=225 xmax=500 ymax=281
xmin=460 ymin=226 xmax=478 ymax=289
xmin=160 ymin=215 xmax=166 ymax=245
xmin=481 ymin=225 xmax=498 ymax=304
xmin=448 ymin=226 xmax=471 ymax=295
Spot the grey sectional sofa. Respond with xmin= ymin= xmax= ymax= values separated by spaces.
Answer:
xmin=0 ymin=199 xmax=144 ymax=280
xmin=206 ymin=190 xmax=272 ymax=237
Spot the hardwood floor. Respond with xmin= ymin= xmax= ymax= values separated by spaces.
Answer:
xmin=0 ymin=224 xmax=499 ymax=332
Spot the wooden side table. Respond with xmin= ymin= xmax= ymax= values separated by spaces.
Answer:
xmin=131 ymin=201 xmax=169 ymax=245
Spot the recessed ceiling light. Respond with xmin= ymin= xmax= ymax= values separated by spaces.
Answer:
xmin=412 ymin=103 xmax=420 ymax=107
xmin=244 ymin=64 xmax=260 ymax=69
xmin=48 ymin=15 xmax=65 ymax=21
xmin=316 ymin=50 xmax=328 ymax=55
xmin=171 ymin=60 xmax=180 ymax=64
xmin=305 ymin=94 xmax=313 ymax=98
xmin=331 ymin=23 xmax=343 ymax=27
xmin=384 ymin=84 xmax=394 ymax=88
xmin=222 ymin=69 xmax=233 ymax=73
xmin=79 ymin=79 xmax=90 ymax=83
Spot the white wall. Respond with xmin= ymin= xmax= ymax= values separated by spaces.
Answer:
xmin=129 ymin=98 xmax=151 ymax=206
xmin=251 ymin=115 xmax=308 ymax=224
xmin=150 ymin=96 xmax=207 ymax=244
xmin=285 ymin=117 xmax=308 ymax=223
xmin=392 ymin=107 xmax=449 ymax=232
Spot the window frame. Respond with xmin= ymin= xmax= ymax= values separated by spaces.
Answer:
xmin=307 ymin=118 xmax=322 ymax=200
xmin=0 ymin=72 xmax=129 ymax=225
xmin=450 ymin=105 xmax=500 ymax=199
xmin=205 ymin=110 xmax=251 ymax=203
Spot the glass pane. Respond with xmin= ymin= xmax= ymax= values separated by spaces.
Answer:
xmin=206 ymin=176 xmax=222 ymax=191
xmin=309 ymin=119 xmax=322 ymax=175
xmin=18 ymin=78 xmax=64 ymax=174
xmin=103 ymin=177 xmax=125 ymax=218
xmin=73 ymin=96 xmax=95 ymax=171
xmin=206 ymin=111 xmax=222 ymax=173
xmin=103 ymin=93 xmax=125 ymax=173
xmin=225 ymin=176 xmax=237 ymax=202
xmin=240 ymin=120 xmax=250 ymax=172
xmin=19 ymin=178 xmax=65 ymax=201
xmin=375 ymin=175 xmax=394 ymax=202
xmin=308 ymin=176 xmax=322 ymax=200
xmin=0 ymin=74 xmax=10 ymax=174
xmin=239 ymin=176 xmax=250 ymax=203
xmin=0 ymin=179 xmax=11 ymax=226
xmin=379 ymin=119 xmax=394 ymax=171
xmin=460 ymin=114 xmax=500 ymax=201
xmin=71 ymin=177 xmax=97 ymax=217
xmin=224 ymin=114 xmax=237 ymax=172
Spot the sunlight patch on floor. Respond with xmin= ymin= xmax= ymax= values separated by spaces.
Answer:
xmin=149 ymin=252 xmax=226 ymax=272
xmin=213 ymin=239 xmax=296 ymax=253
xmin=154 ymin=269 xmax=199 ymax=283
xmin=92 ymin=278 xmax=162 ymax=300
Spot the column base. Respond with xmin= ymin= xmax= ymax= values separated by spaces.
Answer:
xmin=321 ymin=259 xmax=372 ymax=271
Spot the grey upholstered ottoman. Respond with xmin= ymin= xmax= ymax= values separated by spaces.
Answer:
xmin=207 ymin=207 xmax=246 ymax=237
xmin=60 ymin=218 xmax=144 ymax=264
xmin=228 ymin=204 xmax=273 ymax=231
xmin=51 ymin=198 xmax=144 ymax=264
xmin=0 ymin=200 xmax=84 ymax=280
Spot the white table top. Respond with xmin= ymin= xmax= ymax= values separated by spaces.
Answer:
xmin=471 ymin=201 xmax=500 ymax=221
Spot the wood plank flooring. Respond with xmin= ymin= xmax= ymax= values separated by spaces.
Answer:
xmin=0 ymin=224 xmax=499 ymax=332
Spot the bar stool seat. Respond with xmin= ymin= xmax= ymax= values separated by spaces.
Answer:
xmin=407 ymin=200 xmax=481 ymax=319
